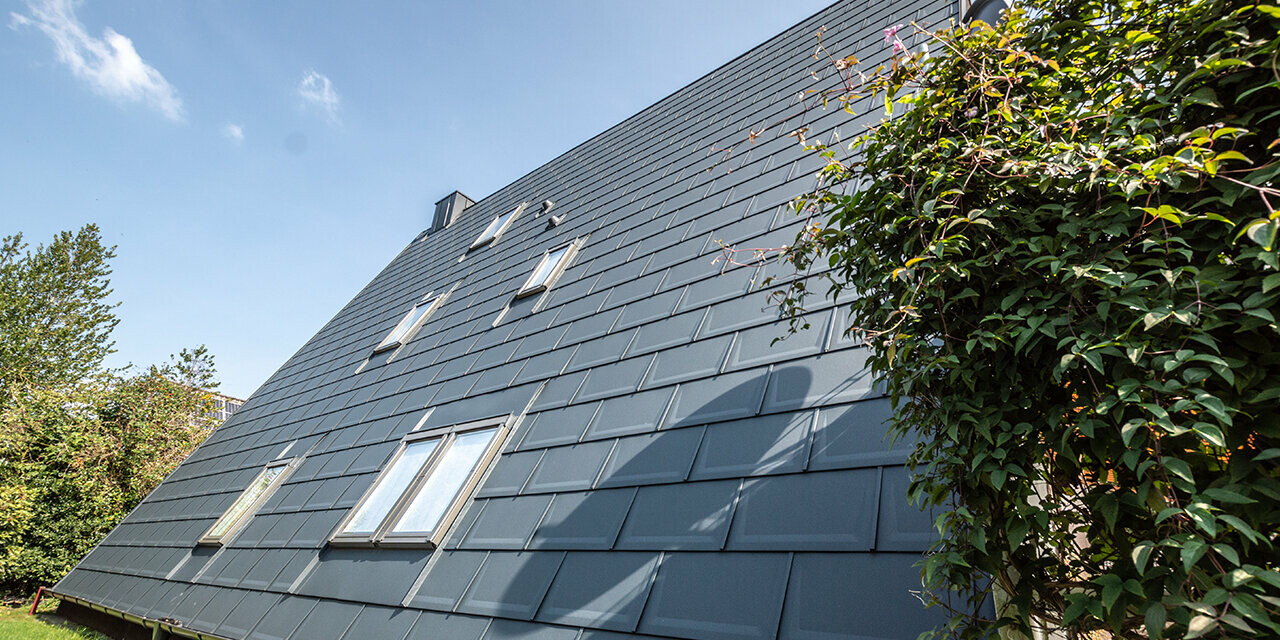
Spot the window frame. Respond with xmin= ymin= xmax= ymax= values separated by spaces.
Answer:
xmin=329 ymin=416 xmax=510 ymax=549
xmin=469 ymin=203 xmax=527 ymax=250
xmin=373 ymin=291 xmax=446 ymax=353
xmin=197 ymin=458 xmax=297 ymax=546
xmin=515 ymin=239 xmax=581 ymax=299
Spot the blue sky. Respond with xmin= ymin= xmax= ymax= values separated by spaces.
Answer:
xmin=2 ymin=0 xmax=833 ymax=399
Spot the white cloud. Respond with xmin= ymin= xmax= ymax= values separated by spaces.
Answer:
xmin=222 ymin=122 xmax=244 ymax=144
xmin=11 ymin=0 xmax=183 ymax=121
xmin=298 ymin=69 xmax=340 ymax=124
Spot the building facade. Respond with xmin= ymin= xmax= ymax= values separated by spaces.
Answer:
xmin=51 ymin=1 xmax=983 ymax=638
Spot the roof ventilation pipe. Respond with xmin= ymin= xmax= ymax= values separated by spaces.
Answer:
xmin=430 ymin=191 xmax=476 ymax=234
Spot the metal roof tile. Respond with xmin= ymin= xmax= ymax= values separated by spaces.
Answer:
xmin=456 ymin=551 xmax=566 ymax=620
xmin=596 ymin=428 xmax=704 ymax=489
xmin=404 ymin=611 xmax=490 ymax=640
xmin=529 ymin=487 xmax=636 ymax=551
xmin=245 ymin=595 xmax=317 ymax=640
xmin=615 ymin=479 xmax=739 ymax=551
xmin=638 ymin=552 xmax=790 ymax=640
xmin=461 ymin=495 xmax=554 ymax=550
xmin=761 ymin=349 xmax=877 ymax=413
xmin=689 ymin=411 xmax=813 ymax=481
xmin=728 ymin=468 xmax=879 ymax=551
xmin=662 ymin=368 xmax=768 ymax=429
xmin=407 ymin=550 xmax=487 ymax=611
xmin=524 ymin=441 xmax=614 ymax=494
xmin=537 ymin=551 xmax=660 ymax=632
xmin=778 ymin=553 xmax=949 ymax=640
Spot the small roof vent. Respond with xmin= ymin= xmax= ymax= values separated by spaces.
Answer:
xmin=431 ymin=191 xmax=476 ymax=233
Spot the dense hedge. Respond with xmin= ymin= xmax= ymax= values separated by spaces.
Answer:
xmin=0 ymin=227 xmax=219 ymax=595
xmin=780 ymin=2 xmax=1280 ymax=638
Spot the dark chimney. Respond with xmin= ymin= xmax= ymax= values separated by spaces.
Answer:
xmin=431 ymin=191 xmax=475 ymax=233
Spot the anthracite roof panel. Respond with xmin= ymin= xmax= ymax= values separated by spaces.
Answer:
xmin=595 ymin=428 xmax=704 ymax=489
xmin=455 ymin=551 xmax=565 ymax=620
xmin=639 ymin=553 xmax=791 ymax=640
xmin=287 ymin=599 xmax=362 ymax=640
xmin=581 ymin=388 xmax=674 ymax=441
xmin=536 ymin=552 xmax=660 ymax=632
xmin=297 ymin=548 xmax=431 ymax=605
xmin=461 ymin=495 xmax=554 ymax=550
xmin=524 ymin=441 xmax=614 ymax=494
xmin=642 ymin=335 xmax=734 ymax=389
xmin=246 ymin=595 xmax=317 ymax=640
xmin=475 ymin=449 xmax=544 ymax=498
xmin=662 ymin=368 xmax=769 ymax=428
xmin=625 ymin=308 xmax=706 ymax=357
xmin=403 ymin=611 xmax=490 ymax=640
xmin=808 ymin=398 xmax=908 ymax=471
xmin=339 ymin=605 xmax=420 ymax=640
xmin=528 ymin=488 xmax=636 ymax=551
xmin=778 ymin=553 xmax=951 ymax=640
xmin=483 ymin=619 xmax=581 ymax=640
xmin=875 ymin=465 xmax=939 ymax=552
xmin=517 ymin=403 xmax=600 ymax=451
xmin=408 ymin=550 xmax=487 ymax=611
xmin=56 ymin=2 xmax=967 ymax=638
xmin=615 ymin=480 xmax=738 ymax=551
xmin=188 ymin=587 xmax=247 ymax=634
xmin=727 ymin=469 xmax=879 ymax=551
xmin=236 ymin=549 xmax=296 ymax=590
xmin=216 ymin=592 xmax=282 ymax=639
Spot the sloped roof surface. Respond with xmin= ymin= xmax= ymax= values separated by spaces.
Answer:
xmin=55 ymin=1 xmax=958 ymax=638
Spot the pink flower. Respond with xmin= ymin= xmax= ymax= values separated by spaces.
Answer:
xmin=892 ymin=40 xmax=906 ymax=54
xmin=884 ymin=24 xmax=903 ymax=43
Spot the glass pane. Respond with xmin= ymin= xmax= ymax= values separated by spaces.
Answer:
xmin=380 ymin=302 xmax=431 ymax=349
xmin=391 ymin=428 xmax=499 ymax=534
xmin=341 ymin=438 xmax=439 ymax=534
xmin=527 ymin=246 xmax=569 ymax=289
xmin=207 ymin=464 xmax=286 ymax=538
xmin=475 ymin=209 xmax=516 ymax=246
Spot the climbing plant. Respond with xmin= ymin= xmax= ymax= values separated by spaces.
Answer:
xmin=776 ymin=1 xmax=1280 ymax=638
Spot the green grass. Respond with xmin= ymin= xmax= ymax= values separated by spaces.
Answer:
xmin=0 ymin=599 xmax=110 ymax=640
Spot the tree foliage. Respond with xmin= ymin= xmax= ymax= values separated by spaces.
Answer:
xmin=778 ymin=1 xmax=1280 ymax=638
xmin=0 ymin=226 xmax=220 ymax=595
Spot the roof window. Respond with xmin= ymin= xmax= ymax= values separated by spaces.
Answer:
xmin=516 ymin=240 xmax=580 ymax=299
xmin=375 ymin=293 xmax=445 ymax=353
xmin=330 ymin=417 xmax=508 ymax=548
xmin=470 ymin=203 xmax=526 ymax=250
xmin=198 ymin=459 xmax=295 ymax=546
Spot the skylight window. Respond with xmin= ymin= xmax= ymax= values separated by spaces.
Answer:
xmin=198 ymin=460 xmax=294 ymax=546
xmin=375 ymin=293 xmax=444 ymax=353
xmin=330 ymin=417 xmax=508 ymax=548
xmin=470 ymin=204 xmax=525 ymax=250
xmin=516 ymin=241 xmax=580 ymax=298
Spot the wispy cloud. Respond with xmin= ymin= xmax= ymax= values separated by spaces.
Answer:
xmin=222 ymin=122 xmax=244 ymax=144
xmin=10 ymin=0 xmax=183 ymax=121
xmin=298 ymin=69 xmax=340 ymax=124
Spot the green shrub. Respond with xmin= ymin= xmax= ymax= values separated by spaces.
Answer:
xmin=0 ymin=226 xmax=219 ymax=595
xmin=780 ymin=1 xmax=1280 ymax=638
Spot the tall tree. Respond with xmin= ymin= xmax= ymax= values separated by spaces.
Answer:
xmin=0 ymin=226 xmax=221 ymax=594
xmin=0 ymin=225 xmax=118 ymax=408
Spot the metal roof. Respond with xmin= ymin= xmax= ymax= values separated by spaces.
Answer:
xmin=54 ymin=1 xmax=961 ymax=638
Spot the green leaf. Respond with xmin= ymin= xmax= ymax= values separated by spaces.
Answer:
xmin=1186 ymin=615 xmax=1216 ymax=639
xmin=1145 ymin=603 xmax=1167 ymax=640
xmin=1132 ymin=541 xmax=1155 ymax=574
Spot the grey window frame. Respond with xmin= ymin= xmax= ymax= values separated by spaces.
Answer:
xmin=374 ymin=291 xmax=446 ymax=353
xmin=515 ymin=238 xmax=582 ymax=299
xmin=197 ymin=458 xmax=298 ymax=546
xmin=469 ymin=203 xmax=527 ymax=250
xmin=329 ymin=415 xmax=510 ymax=549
